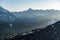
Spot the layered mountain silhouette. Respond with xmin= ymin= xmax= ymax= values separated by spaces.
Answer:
xmin=10 ymin=21 xmax=60 ymax=40
xmin=1 ymin=6 xmax=60 ymax=40
xmin=0 ymin=6 xmax=60 ymax=33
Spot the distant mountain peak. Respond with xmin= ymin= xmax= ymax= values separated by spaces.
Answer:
xmin=28 ymin=8 xmax=33 ymax=11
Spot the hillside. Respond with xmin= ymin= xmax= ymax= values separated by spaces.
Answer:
xmin=11 ymin=21 xmax=60 ymax=40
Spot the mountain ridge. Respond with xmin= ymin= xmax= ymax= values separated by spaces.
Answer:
xmin=0 ymin=6 xmax=60 ymax=36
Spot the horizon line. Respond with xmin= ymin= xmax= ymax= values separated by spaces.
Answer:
xmin=10 ymin=8 xmax=60 ymax=12
xmin=1 ymin=6 xmax=60 ymax=12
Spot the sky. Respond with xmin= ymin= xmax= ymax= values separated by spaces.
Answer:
xmin=0 ymin=0 xmax=60 ymax=12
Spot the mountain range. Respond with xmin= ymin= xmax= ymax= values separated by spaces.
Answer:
xmin=0 ymin=6 xmax=60 ymax=34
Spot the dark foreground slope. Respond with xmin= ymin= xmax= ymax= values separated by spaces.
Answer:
xmin=10 ymin=21 xmax=60 ymax=40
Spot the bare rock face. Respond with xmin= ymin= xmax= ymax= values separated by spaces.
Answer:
xmin=10 ymin=21 xmax=60 ymax=40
